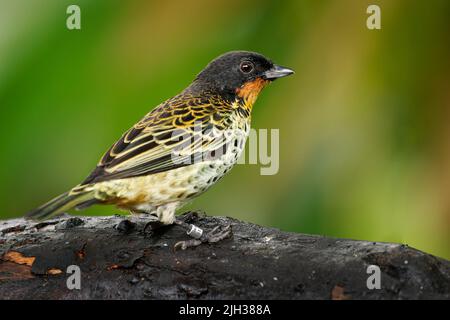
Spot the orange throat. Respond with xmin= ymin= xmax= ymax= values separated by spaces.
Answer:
xmin=235 ymin=77 xmax=269 ymax=109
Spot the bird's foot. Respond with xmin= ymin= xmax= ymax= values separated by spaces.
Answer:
xmin=127 ymin=211 xmax=163 ymax=233
xmin=143 ymin=220 xmax=165 ymax=233
xmin=116 ymin=219 xmax=136 ymax=234
xmin=174 ymin=223 xmax=232 ymax=250
xmin=179 ymin=210 xmax=207 ymax=223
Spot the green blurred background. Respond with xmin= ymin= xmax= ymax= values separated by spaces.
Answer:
xmin=1 ymin=0 xmax=449 ymax=259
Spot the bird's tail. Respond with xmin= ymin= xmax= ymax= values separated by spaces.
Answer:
xmin=25 ymin=190 xmax=97 ymax=221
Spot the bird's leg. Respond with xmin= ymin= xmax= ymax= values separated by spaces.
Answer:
xmin=173 ymin=213 xmax=232 ymax=250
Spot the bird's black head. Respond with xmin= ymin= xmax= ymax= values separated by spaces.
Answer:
xmin=189 ymin=51 xmax=294 ymax=103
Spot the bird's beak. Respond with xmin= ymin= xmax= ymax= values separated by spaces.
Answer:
xmin=263 ymin=64 xmax=295 ymax=80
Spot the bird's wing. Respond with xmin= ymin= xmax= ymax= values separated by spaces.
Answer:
xmin=79 ymin=94 xmax=234 ymax=185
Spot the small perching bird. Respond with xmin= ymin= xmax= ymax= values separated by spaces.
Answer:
xmin=26 ymin=51 xmax=294 ymax=249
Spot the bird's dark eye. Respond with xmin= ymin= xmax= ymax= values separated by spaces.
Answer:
xmin=240 ymin=61 xmax=254 ymax=74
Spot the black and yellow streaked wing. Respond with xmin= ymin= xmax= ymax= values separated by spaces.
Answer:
xmin=79 ymin=94 xmax=234 ymax=186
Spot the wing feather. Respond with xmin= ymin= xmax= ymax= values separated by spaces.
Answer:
xmin=80 ymin=94 xmax=233 ymax=185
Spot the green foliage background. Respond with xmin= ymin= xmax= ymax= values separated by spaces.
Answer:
xmin=1 ymin=0 xmax=449 ymax=259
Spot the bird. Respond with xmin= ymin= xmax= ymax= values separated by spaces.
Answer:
xmin=26 ymin=51 xmax=294 ymax=249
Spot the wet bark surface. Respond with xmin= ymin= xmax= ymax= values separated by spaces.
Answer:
xmin=0 ymin=213 xmax=449 ymax=299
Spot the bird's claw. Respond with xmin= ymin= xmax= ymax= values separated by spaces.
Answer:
xmin=180 ymin=210 xmax=206 ymax=223
xmin=143 ymin=220 xmax=164 ymax=233
xmin=174 ymin=224 xmax=232 ymax=250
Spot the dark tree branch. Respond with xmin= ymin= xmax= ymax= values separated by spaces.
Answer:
xmin=0 ymin=213 xmax=449 ymax=299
